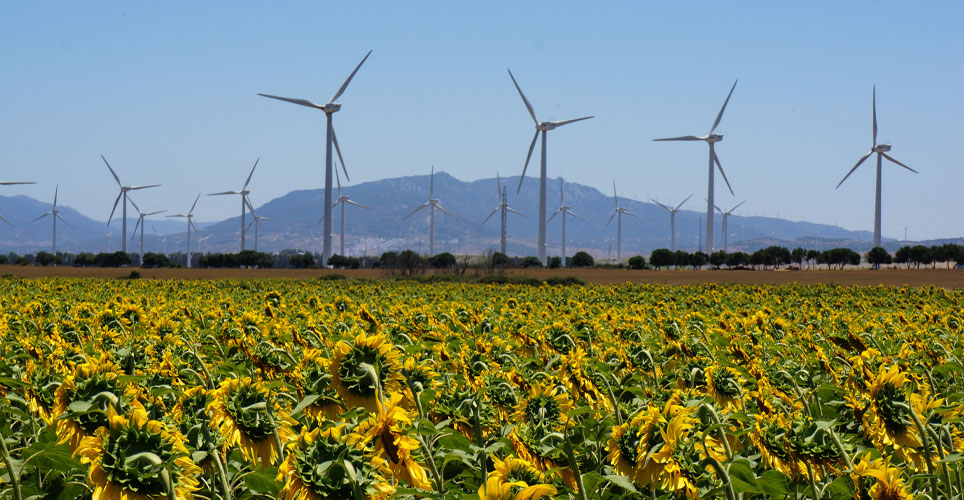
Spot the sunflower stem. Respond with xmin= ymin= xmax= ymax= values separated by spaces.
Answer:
xmin=0 ymin=430 xmax=23 ymax=500
xmin=264 ymin=409 xmax=285 ymax=464
xmin=924 ymin=419 xmax=953 ymax=498
xmin=472 ymin=396 xmax=488 ymax=485
xmin=561 ymin=427 xmax=588 ymax=500
xmin=701 ymin=404 xmax=733 ymax=460
xmin=826 ymin=426 xmax=852 ymax=471
xmin=804 ymin=462 xmax=821 ymax=500
xmin=187 ymin=348 xmax=214 ymax=390
xmin=901 ymin=402 xmax=942 ymax=500
xmin=210 ymin=447 xmax=232 ymax=500
xmin=700 ymin=456 xmax=736 ymax=500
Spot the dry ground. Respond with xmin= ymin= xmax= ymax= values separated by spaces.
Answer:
xmin=3 ymin=265 xmax=964 ymax=288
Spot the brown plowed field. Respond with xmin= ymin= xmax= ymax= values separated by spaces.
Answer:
xmin=3 ymin=265 xmax=963 ymax=288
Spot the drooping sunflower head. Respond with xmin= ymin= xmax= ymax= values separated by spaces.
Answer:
xmin=352 ymin=392 xmax=430 ymax=490
xmin=750 ymin=414 xmax=807 ymax=479
xmin=54 ymin=355 xmax=128 ymax=451
xmin=295 ymin=350 xmax=343 ymax=419
xmin=864 ymin=365 xmax=922 ymax=461
xmin=76 ymin=407 xmax=201 ymax=500
xmin=330 ymin=333 xmax=400 ymax=411
xmin=209 ymin=377 xmax=293 ymax=467
xmin=23 ymin=360 xmax=62 ymax=425
xmin=512 ymin=383 xmax=572 ymax=429
xmin=852 ymin=453 xmax=913 ymax=500
xmin=479 ymin=455 xmax=558 ymax=500
xmin=705 ymin=365 xmax=745 ymax=412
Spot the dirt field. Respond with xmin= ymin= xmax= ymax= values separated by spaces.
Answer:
xmin=3 ymin=265 xmax=964 ymax=288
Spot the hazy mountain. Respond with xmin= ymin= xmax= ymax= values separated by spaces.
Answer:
xmin=1 ymin=173 xmax=892 ymax=257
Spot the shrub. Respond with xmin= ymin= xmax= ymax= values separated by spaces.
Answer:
xmin=570 ymin=251 xmax=594 ymax=268
xmin=627 ymin=255 xmax=647 ymax=269
xmin=520 ymin=256 xmax=543 ymax=268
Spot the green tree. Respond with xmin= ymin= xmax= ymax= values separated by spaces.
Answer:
xmin=627 ymin=255 xmax=646 ymax=269
xmin=429 ymin=252 xmax=457 ymax=269
xmin=35 ymin=251 xmax=61 ymax=266
xmin=690 ymin=251 xmax=708 ymax=269
xmin=709 ymin=250 xmax=726 ymax=268
xmin=570 ymin=251 xmax=594 ymax=268
xmin=726 ymin=252 xmax=749 ymax=268
xmin=649 ymin=249 xmax=673 ymax=269
xmin=790 ymin=247 xmax=806 ymax=267
xmin=521 ymin=256 xmax=544 ymax=268
xmin=491 ymin=252 xmax=510 ymax=268
xmin=866 ymin=247 xmax=892 ymax=269
xmin=289 ymin=253 xmax=316 ymax=269
xmin=142 ymin=252 xmax=172 ymax=268
xmin=547 ymin=256 xmax=561 ymax=269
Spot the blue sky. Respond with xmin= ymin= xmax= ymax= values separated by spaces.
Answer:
xmin=2 ymin=1 xmax=961 ymax=240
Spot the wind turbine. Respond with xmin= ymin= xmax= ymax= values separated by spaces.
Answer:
xmin=129 ymin=199 xmax=166 ymax=266
xmin=836 ymin=86 xmax=918 ymax=248
xmin=208 ymin=158 xmax=259 ymax=252
xmin=404 ymin=166 xmax=454 ymax=256
xmin=332 ymin=168 xmax=369 ymax=256
xmin=604 ymin=181 xmax=636 ymax=265
xmin=166 ymin=194 xmax=201 ymax=268
xmin=259 ymin=49 xmax=372 ymax=265
xmin=481 ymin=174 xmax=525 ymax=256
xmin=508 ymin=69 xmax=593 ymax=265
xmin=547 ymin=178 xmax=582 ymax=267
xmin=0 ymin=181 xmax=36 ymax=227
xmin=247 ymin=212 xmax=274 ymax=253
xmin=151 ymin=224 xmax=167 ymax=254
xmin=652 ymin=194 xmax=692 ymax=252
xmin=654 ymin=80 xmax=738 ymax=254
xmin=713 ymin=201 xmax=745 ymax=253
xmin=102 ymin=155 xmax=161 ymax=254
xmin=30 ymin=185 xmax=71 ymax=254
xmin=104 ymin=231 xmax=112 ymax=253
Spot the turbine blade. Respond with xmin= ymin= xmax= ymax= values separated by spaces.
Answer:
xmin=604 ymin=213 xmax=616 ymax=231
xmin=247 ymin=220 xmax=255 ymax=232
xmin=836 ymin=151 xmax=873 ymax=188
xmin=189 ymin=193 xmax=201 ymax=214
xmin=674 ymin=194 xmax=693 ymax=211
xmin=346 ymin=200 xmax=370 ymax=209
xmin=872 ymin=86 xmax=877 ymax=146
xmin=101 ymin=155 xmax=122 ymax=186
xmin=480 ymin=209 xmax=498 ymax=227
xmin=653 ymin=135 xmax=703 ymax=142
xmin=144 ymin=210 xmax=166 ymax=216
xmin=729 ymin=200 xmax=746 ymax=213
xmin=559 ymin=178 xmax=564 ymax=204
xmin=131 ymin=217 xmax=142 ymax=240
xmin=166 ymin=214 xmax=186 ymax=218
xmin=332 ymin=199 xmax=342 ymax=208
xmin=208 ymin=191 xmax=241 ymax=196
xmin=129 ymin=197 xmax=141 ymax=214
xmin=713 ymin=151 xmax=734 ymax=196
xmin=0 ymin=214 xmax=12 ymax=227
xmin=405 ymin=202 xmax=430 ymax=219
xmin=710 ymin=79 xmax=738 ymax=134
xmin=435 ymin=203 xmax=455 ymax=218
xmin=548 ymin=207 xmax=562 ymax=222
xmin=243 ymin=157 xmax=260 ymax=190
xmin=625 ymin=210 xmax=638 ymax=217
xmin=430 ymin=166 xmax=434 ymax=199
xmin=191 ymin=219 xmax=201 ymax=234
xmin=0 ymin=181 xmax=35 ymax=185
xmin=53 ymin=185 xmax=59 ymax=207
xmin=257 ymin=93 xmax=324 ymax=109
xmin=56 ymin=213 xmax=73 ymax=228
xmin=550 ymin=116 xmax=594 ymax=127
xmin=612 ymin=181 xmax=618 ymax=210
xmin=507 ymin=69 xmax=539 ymax=124
xmin=129 ymin=184 xmax=161 ymax=190
xmin=331 ymin=126 xmax=350 ymax=182
xmin=567 ymin=209 xmax=584 ymax=221
xmin=329 ymin=49 xmax=372 ymax=104
xmin=506 ymin=207 xmax=525 ymax=216
xmin=881 ymin=152 xmax=918 ymax=174
xmin=517 ymin=129 xmax=539 ymax=193
xmin=30 ymin=212 xmax=51 ymax=223
xmin=335 ymin=165 xmax=342 ymax=195
xmin=651 ymin=199 xmax=671 ymax=211
xmin=715 ymin=205 xmax=724 ymax=214
xmin=108 ymin=191 xmax=123 ymax=226
xmin=244 ymin=196 xmax=256 ymax=216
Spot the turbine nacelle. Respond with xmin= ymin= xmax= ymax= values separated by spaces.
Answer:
xmin=706 ymin=134 xmax=723 ymax=143
xmin=537 ymin=121 xmax=558 ymax=131
xmin=321 ymin=103 xmax=342 ymax=114
xmin=873 ymin=144 xmax=892 ymax=153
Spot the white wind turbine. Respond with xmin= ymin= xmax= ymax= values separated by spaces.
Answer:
xmin=405 ymin=166 xmax=454 ymax=256
xmin=481 ymin=174 xmax=525 ymax=256
xmin=508 ymin=69 xmax=593 ymax=265
xmin=836 ymin=86 xmax=918 ymax=248
xmin=208 ymin=158 xmax=259 ymax=252
xmin=654 ymin=80 xmax=738 ymax=254
xmin=604 ymin=181 xmax=636 ymax=265
xmin=247 ymin=211 xmax=274 ymax=253
xmin=151 ymin=224 xmax=167 ymax=254
xmin=102 ymin=155 xmax=161 ymax=254
xmin=547 ymin=178 xmax=582 ymax=267
xmin=652 ymin=194 xmax=692 ymax=252
xmin=332 ymin=168 xmax=369 ymax=256
xmin=714 ymin=201 xmax=745 ymax=253
xmin=30 ymin=185 xmax=71 ymax=254
xmin=104 ymin=231 xmax=112 ymax=253
xmin=0 ymin=181 xmax=36 ymax=227
xmin=259 ymin=49 xmax=372 ymax=265
xmin=166 ymin=194 xmax=201 ymax=268
xmin=129 ymin=199 xmax=165 ymax=266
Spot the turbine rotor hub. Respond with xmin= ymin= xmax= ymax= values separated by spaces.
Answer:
xmin=706 ymin=134 xmax=723 ymax=143
xmin=537 ymin=122 xmax=556 ymax=131
xmin=322 ymin=103 xmax=342 ymax=113
xmin=873 ymin=144 xmax=892 ymax=152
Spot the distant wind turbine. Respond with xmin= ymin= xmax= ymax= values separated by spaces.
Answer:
xmin=30 ymin=185 xmax=71 ymax=254
xmin=547 ymin=178 xmax=582 ymax=267
xmin=405 ymin=166 xmax=454 ymax=256
xmin=481 ymin=174 xmax=525 ymax=256
xmin=166 ymin=194 xmax=201 ymax=268
xmin=836 ymin=86 xmax=918 ymax=248
xmin=0 ymin=181 xmax=36 ymax=227
xmin=102 ymin=155 xmax=161 ymax=254
xmin=332 ymin=168 xmax=369 ymax=256
xmin=208 ymin=158 xmax=259 ymax=252
xmin=259 ymin=49 xmax=372 ymax=265
xmin=604 ymin=181 xmax=636 ymax=265
xmin=714 ymin=201 xmax=745 ymax=253
xmin=508 ymin=69 xmax=593 ymax=265
xmin=247 ymin=211 xmax=274 ymax=253
xmin=652 ymin=194 xmax=692 ymax=252
xmin=654 ymin=80 xmax=738 ymax=254
xmin=129 ymin=199 xmax=165 ymax=266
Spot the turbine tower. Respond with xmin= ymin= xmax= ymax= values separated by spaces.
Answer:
xmin=481 ymin=174 xmax=525 ymax=255
xmin=713 ymin=201 xmax=744 ymax=253
xmin=604 ymin=181 xmax=636 ymax=265
xmin=508 ymin=69 xmax=593 ymax=265
xmin=208 ymin=158 xmax=259 ymax=252
xmin=129 ymin=199 xmax=165 ymax=266
xmin=166 ymin=194 xmax=201 ymax=268
xmin=102 ymin=155 xmax=161 ymax=254
xmin=405 ymin=167 xmax=454 ymax=256
xmin=654 ymin=80 xmax=738 ymax=254
xmin=1 ymin=181 xmax=36 ymax=227
xmin=836 ymin=86 xmax=918 ymax=248
xmin=247 ymin=211 xmax=274 ymax=253
xmin=30 ymin=185 xmax=71 ymax=254
xmin=652 ymin=194 xmax=692 ymax=251
xmin=548 ymin=178 xmax=582 ymax=267
xmin=259 ymin=49 xmax=372 ymax=265
xmin=332 ymin=168 xmax=369 ymax=256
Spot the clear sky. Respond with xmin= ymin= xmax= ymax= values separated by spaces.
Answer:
xmin=2 ymin=1 xmax=961 ymax=240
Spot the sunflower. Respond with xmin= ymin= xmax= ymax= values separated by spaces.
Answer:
xmin=399 ymin=356 xmax=440 ymax=408
xmin=352 ymin=392 xmax=430 ymax=489
xmin=478 ymin=455 xmax=558 ymax=500
xmin=704 ymin=365 xmax=746 ymax=413
xmin=53 ymin=355 xmax=130 ymax=452
xmin=75 ymin=406 xmax=201 ymax=500
xmin=277 ymin=424 xmax=395 ymax=500
xmin=294 ymin=349 xmax=344 ymax=420
xmin=645 ymin=405 xmax=726 ymax=499
xmin=608 ymin=407 xmax=663 ymax=486
xmin=22 ymin=360 xmax=62 ymax=425
xmin=208 ymin=377 xmax=294 ymax=467
xmin=852 ymin=453 xmax=913 ymax=500
xmin=557 ymin=347 xmax=611 ymax=411
xmin=329 ymin=332 xmax=401 ymax=411
xmin=862 ymin=365 xmax=924 ymax=469
xmin=512 ymin=383 xmax=572 ymax=429
xmin=749 ymin=414 xmax=807 ymax=479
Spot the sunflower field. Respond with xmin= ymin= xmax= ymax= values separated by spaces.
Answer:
xmin=1 ymin=277 xmax=963 ymax=500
